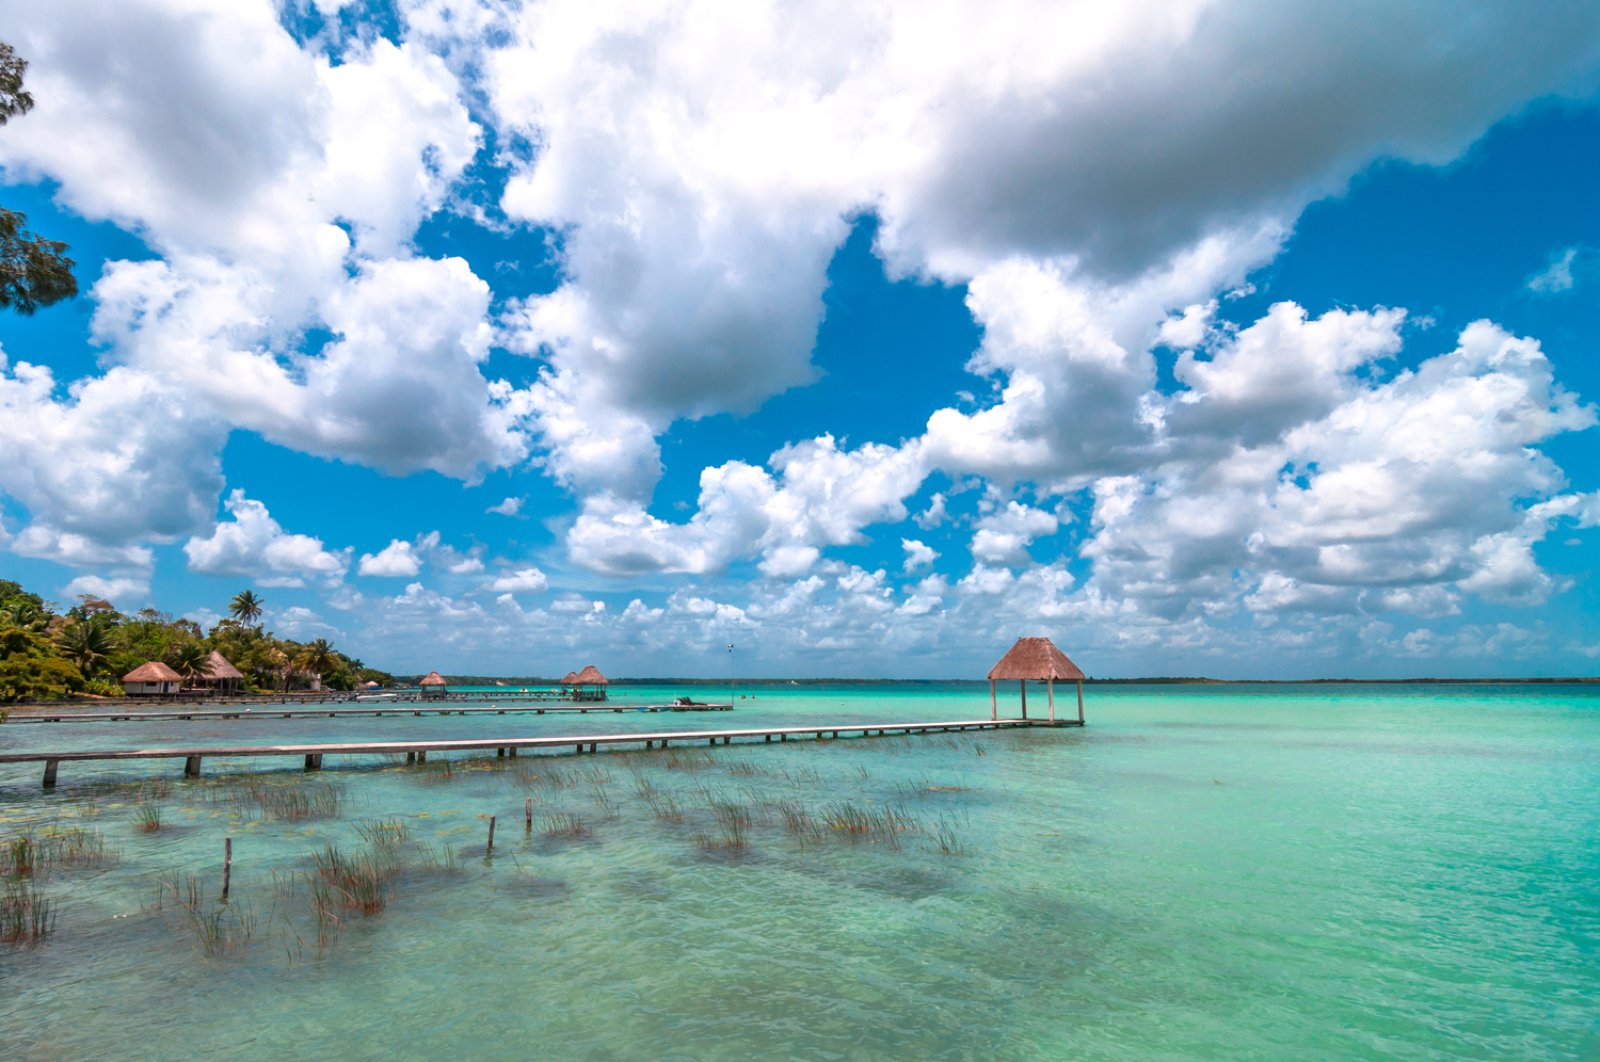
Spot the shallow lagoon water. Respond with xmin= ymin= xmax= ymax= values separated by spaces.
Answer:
xmin=2 ymin=683 xmax=1597 ymax=1059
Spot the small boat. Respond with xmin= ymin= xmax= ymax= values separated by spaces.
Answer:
xmin=354 ymin=693 xmax=399 ymax=702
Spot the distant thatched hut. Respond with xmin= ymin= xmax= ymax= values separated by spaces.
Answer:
xmin=986 ymin=637 xmax=1085 ymax=725
xmin=420 ymin=671 xmax=448 ymax=699
xmin=573 ymin=665 xmax=609 ymax=701
xmin=196 ymin=651 xmax=244 ymax=693
xmin=124 ymin=661 xmax=182 ymax=697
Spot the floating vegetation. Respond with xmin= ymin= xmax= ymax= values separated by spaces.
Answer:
xmin=0 ymin=882 xmax=54 ymax=946
xmin=2 ymin=827 xmax=116 ymax=878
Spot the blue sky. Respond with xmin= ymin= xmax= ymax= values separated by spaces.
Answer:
xmin=2 ymin=1 xmax=1599 ymax=679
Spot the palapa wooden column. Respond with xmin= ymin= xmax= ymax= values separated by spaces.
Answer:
xmin=1048 ymin=677 xmax=1055 ymax=724
xmin=990 ymin=680 xmax=998 ymax=721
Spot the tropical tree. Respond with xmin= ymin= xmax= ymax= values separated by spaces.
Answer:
xmin=0 ymin=42 xmax=77 ymax=315
xmin=57 ymin=621 xmax=112 ymax=677
xmin=297 ymin=638 xmax=338 ymax=679
xmin=228 ymin=590 xmax=264 ymax=628
xmin=169 ymin=641 xmax=211 ymax=684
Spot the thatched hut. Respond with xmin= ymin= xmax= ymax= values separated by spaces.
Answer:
xmin=124 ymin=661 xmax=182 ymax=697
xmin=986 ymin=637 xmax=1085 ymax=725
xmin=419 ymin=671 xmax=448 ymax=699
xmin=560 ymin=670 xmax=579 ymax=687
xmin=573 ymin=664 xmax=609 ymax=701
xmin=196 ymin=651 xmax=244 ymax=693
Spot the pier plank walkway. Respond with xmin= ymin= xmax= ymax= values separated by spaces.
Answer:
xmin=3 ymin=702 xmax=731 ymax=725
xmin=0 ymin=718 xmax=1067 ymax=787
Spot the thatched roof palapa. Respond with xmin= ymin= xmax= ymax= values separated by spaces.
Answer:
xmin=419 ymin=671 xmax=448 ymax=686
xmin=573 ymin=665 xmax=608 ymax=686
xmin=987 ymin=637 xmax=1085 ymax=682
xmin=986 ymin=637 xmax=1085 ymax=725
xmin=124 ymin=661 xmax=181 ymax=683
xmin=560 ymin=671 xmax=579 ymax=684
xmin=204 ymin=651 xmax=244 ymax=680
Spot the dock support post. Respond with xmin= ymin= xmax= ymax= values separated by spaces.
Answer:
xmin=416 ymin=750 xmax=427 ymax=764
xmin=42 ymin=759 xmax=58 ymax=788
xmin=184 ymin=755 xmax=202 ymax=778
xmin=305 ymin=754 xmax=322 ymax=771
xmin=509 ymin=747 xmax=518 ymax=758
xmin=497 ymin=747 xmax=505 ymax=758
xmin=1048 ymin=678 xmax=1055 ymax=724
xmin=405 ymin=751 xmax=416 ymax=764
xmin=1077 ymin=679 xmax=1084 ymax=725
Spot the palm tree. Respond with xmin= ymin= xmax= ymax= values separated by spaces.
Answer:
xmin=228 ymin=590 xmax=263 ymax=628
xmin=297 ymin=638 xmax=338 ymax=679
xmin=169 ymin=642 xmax=211 ymax=684
xmin=56 ymin=622 xmax=111 ymax=676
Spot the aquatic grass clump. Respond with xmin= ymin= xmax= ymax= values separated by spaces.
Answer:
xmin=696 ymin=800 xmax=753 ymax=852
xmin=930 ymin=813 xmax=969 ymax=857
xmin=410 ymin=759 xmax=459 ymax=786
xmin=2 ymin=828 xmax=116 ymax=878
xmin=152 ymin=872 xmax=257 ymax=957
xmin=134 ymin=802 xmax=163 ymax=832
xmin=0 ymin=883 xmax=55 ymax=945
xmin=246 ymin=781 xmax=342 ymax=821
xmin=820 ymin=801 xmax=915 ymax=850
xmin=772 ymin=800 xmax=822 ymax=847
xmin=353 ymin=818 xmax=411 ymax=849
xmin=539 ymin=812 xmax=592 ymax=839
xmin=313 ymin=846 xmax=394 ymax=915
xmin=515 ymin=763 xmax=580 ymax=790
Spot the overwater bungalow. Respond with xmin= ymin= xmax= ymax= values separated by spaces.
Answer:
xmin=573 ymin=664 xmax=609 ymax=702
xmin=987 ymin=636 xmax=1085 ymax=724
xmin=123 ymin=661 xmax=182 ymax=697
xmin=194 ymin=651 xmax=244 ymax=694
xmin=420 ymin=671 xmax=448 ymax=699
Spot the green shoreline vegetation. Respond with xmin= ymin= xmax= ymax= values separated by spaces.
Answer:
xmin=0 ymin=579 xmax=392 ymax=707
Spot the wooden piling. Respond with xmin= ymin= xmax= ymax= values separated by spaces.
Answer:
xmin=525 ymin=798 xmax=533 ymax=832
xmin=486 ymin=816 xmax=496 ymax=854
xmin=43 ymin=759 xmax=58 ymax=787
xmin=222 ymin=837 xmax=232 ymax=900
xmin=184 ymin=755 xmax=201 ymax=778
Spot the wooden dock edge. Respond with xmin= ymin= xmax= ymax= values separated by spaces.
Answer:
xmin=2 ymin=718 xmax=1080 ymax=788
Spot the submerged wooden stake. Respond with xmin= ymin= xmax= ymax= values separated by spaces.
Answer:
xmin=486 ymin=815 xmax=497 ymax=854
xmin=525 ymin=798 xmax=533 ymax=832
xmin=222 ymin=837 xmax=232 ymax=900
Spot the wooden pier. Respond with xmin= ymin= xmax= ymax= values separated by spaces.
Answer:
xmin=3 ymin=702 xmax=731 ymax=725
xmin=0 ymin=718 xmax=1066 ymax=788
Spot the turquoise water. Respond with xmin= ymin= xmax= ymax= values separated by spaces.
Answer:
xmin=2 ymin=683 xmax=1597 ymax=1059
